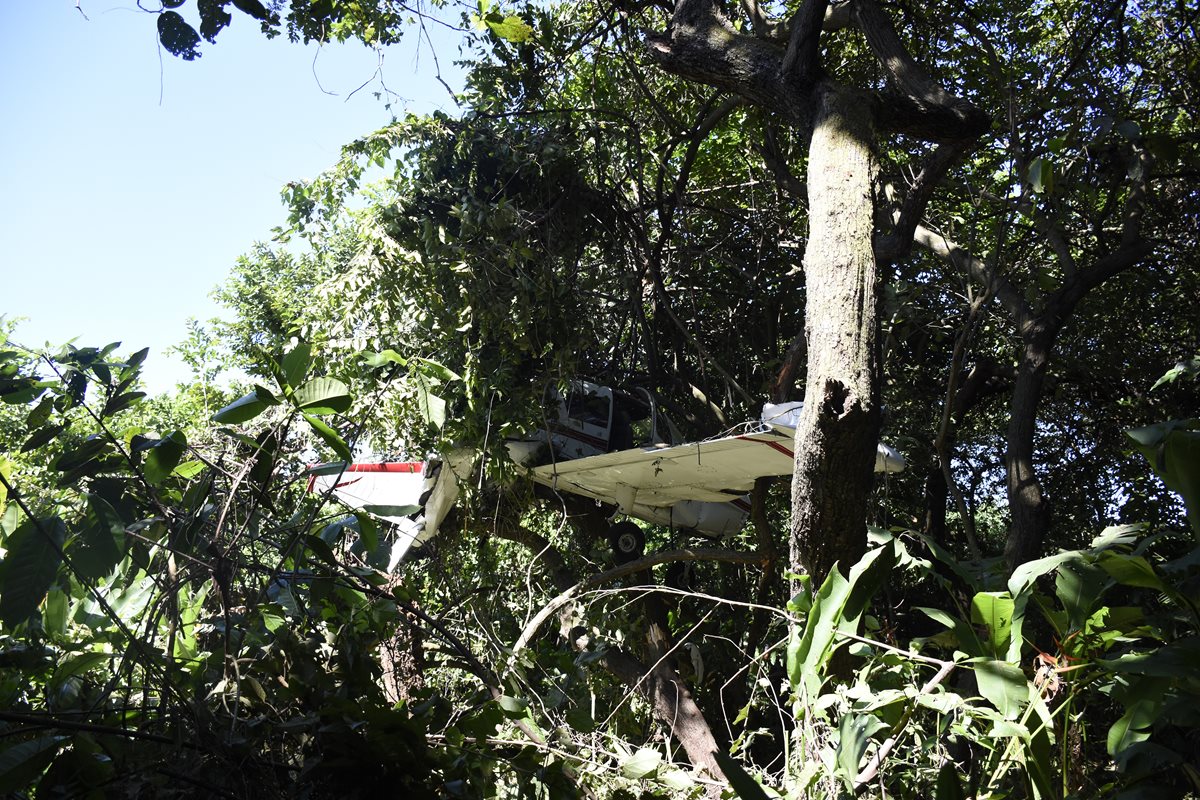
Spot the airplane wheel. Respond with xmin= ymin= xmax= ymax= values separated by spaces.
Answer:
xmin=609 ymin=521 xmax=645 ymax=564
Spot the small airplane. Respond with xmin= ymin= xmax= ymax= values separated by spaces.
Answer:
xmin=308 ymin=382 xmax=905 ymax=565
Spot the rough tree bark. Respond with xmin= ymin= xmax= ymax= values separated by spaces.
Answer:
xmin=647 ymin=0 xmax=989 ymax=581
xmin=788 ymin=84 xmax=881 ymax=578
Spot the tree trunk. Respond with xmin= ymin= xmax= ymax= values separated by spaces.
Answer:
xmin=1004 ymin=326 xmax=1054 ymax=569
xmin=789 ymin=84 xmax=882 ymax=581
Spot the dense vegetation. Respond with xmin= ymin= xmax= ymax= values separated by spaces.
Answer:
xmin=1 ymin=0 xmax=1197 ymax=797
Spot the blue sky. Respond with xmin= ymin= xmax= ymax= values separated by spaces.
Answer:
xmin=1 ymin=2 xmax=466 ymax=391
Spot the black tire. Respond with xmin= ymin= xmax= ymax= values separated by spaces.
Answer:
xmin=609 ymin=521 xmax=645 ymax=564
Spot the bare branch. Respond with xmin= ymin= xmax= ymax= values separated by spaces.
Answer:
xmin=878 ymin=140 xmax=975 ymax=263
xmin=512 ymin=547 xmax=766 ymax=656
xmin=912 ymin=223 xmax=1036 ymax=332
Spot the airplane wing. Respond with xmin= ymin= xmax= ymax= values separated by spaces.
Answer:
xmin=526 ymin=424 xmax=904 ymax=511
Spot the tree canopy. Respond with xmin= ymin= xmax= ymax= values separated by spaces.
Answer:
xmin=0 ymin=0 xmax=1197 ymax=797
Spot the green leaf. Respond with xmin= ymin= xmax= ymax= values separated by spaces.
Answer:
xmin=102 ymin=390 xmax=146 ymax=416
xmin=0 ymin=736 xmax=68 ymax=794
xmin=212 ymin=385 xmax=279 ymax=424
xmin=157 ymin=11 xmax=202 ymax=60
xmin=970 ymin=591 xmax=1015 ymax=657
xmin=412 ymin=357 xmax=461 ymax=383
xmin=304 ymin=534 xmax=340 ymax=568
xmin=307 ymin=461 xmax=349 ymax=477
xmin=619 ymin=747 xmax=662 ymax=780
xmin=971 ymin=657 xmax=1029 ymax=719
xmin=293 ymin=377 xmax=351 ymax=415
xmin=361 ymin=349 xmax=407 ymax=369
xmin=1127 ymin=421 xmax=1200 ymax=535
xmin=1108 ymin=688 xmax=1165 ymax=758
xmin=1100 ymin=637 xmax=1200 ymax=678
xmin=353 ymin=512 xmax=379 ymax=552
xmin=143 ymin=431 xmax=187 ymax=486
xmin=835 ymin=713 xmax=888 ymax=788
xmin=1096 ymin=552 xmax=1166 ymax=591
xmin=51 ymin=436 xmax=108 ymax=472
xmin=497 ymin=695 xmax=529 ymax=718
xmin=788 ymin=541 xmax=897 ymax=696
xmin=360 ymin=504 xmax=421 ymax=518
xmin=713 ymin=751 xmax=771 ymax=800
xmin=71 ymin=496 xmax=125 ymax=580
xmin=1027 ymin=157 xmax=1054 ymax=194
xmin=280 ymin=343 xmax=312 ymax=390
xmin=50 ymin=652 xmax=111 ymax=691
xmin=304 ymin=414 xmax=352 ymax=462
xmin=24 ymin=396 xmax=54 ymax=428
xmin=412 ymin=371 xmax=446 ymax=429
xmin=173 ymin=460 xmax=205 ymax=479
xmin=477 ymin=11 xmax=534 ymax=42
xmin=20 ymin=424 xmax=63 ymax=453
xmin=0 ymin=517 xmax=66 ymax=626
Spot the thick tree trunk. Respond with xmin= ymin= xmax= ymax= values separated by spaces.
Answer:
xmin=789 ymin=84 xmax=882 ymax=581
xmin=1004 ymin=327 xmax=1054 ymax=569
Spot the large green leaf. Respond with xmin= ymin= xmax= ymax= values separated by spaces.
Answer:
xmin=304 ymin=414 xmax=352 ymax=462
xmin=1127 ymin=421 xmax=1200 ymax=534
xmin=970 ymin=591 xmax=1015 ymax=657
xmin=293 ymin=376 xmax=351 ymax=415
xmin=835 ymin=713 xmax=888 ymax=788
xmin=142 ymin=431 xmax=187 ymax=486
xmin=212 ymin=385 xmax=279 ymax=424
xmin=21 ymin=423 xmax=64 ymax=453
xmin=1108 ymin=688 xmax=1166 ymax=758
xmin=713 ymin=750 xmax=771 ymax=800
xmin=0 ymin=736 xmax=68 ymax=794
xmin=0 ymin=517 xmax=66 ymax=627
xmin=361 ymin=349 xmax=407 ymax=369
xmin=971 ymin=657 xmax=1029 ymax=720
xmin=71 ymin=497 xmax=124 ymax=580
xmin=412 ymin=371 xmax=446 ymax=429
xmin=1097 ymin=552 xmax=1166 ymax=591
xmin=619 ymin=747 xmax=661 ymax=780
xmin=787 ymin=541 xmax=897 ymax=696
xmin=280 ymin=343 xmax=312 ymax=390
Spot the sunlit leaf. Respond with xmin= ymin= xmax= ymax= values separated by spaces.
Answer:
xmin=619 ymin=747 xmax=661 ymax=780
xmin=143 ymin=431 xmax=187 ymax=486
xmin=971 ymin=657 xmax=1029 ymax=719
xmin=0 ymin=517 xmax=66 ymax=626
xmin=280 ymin=343 xmax=312 ymax=390
xmin=212 ymin=385 xmax=279 ymax=424
xmin=293 ymin=377 xmax=351 ymax=414
xmin=304 ymin=413 xmax=352 ymax=461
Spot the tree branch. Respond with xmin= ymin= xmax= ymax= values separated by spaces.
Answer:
xmin=877 ymin=141 xmax=975 ymax=263
xmin=781 ymin=0 xmax=830 ymax=81
xmin=850 ymin=0 xmax=991 ymax=140
xmin=912 ymin=223 xmax=1035 ymax=332
xmin=512 ymin=547 xmax=766 ymax=656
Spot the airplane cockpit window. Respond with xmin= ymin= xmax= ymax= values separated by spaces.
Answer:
xmin=565 ymin=389 xmax=611 ymax=428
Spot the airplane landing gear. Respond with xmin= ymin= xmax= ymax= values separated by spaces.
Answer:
xmin=608 ymin=520 xmax=645 ymax=564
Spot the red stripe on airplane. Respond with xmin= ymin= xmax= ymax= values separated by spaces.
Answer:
xmin=736 ymin=436 xmax=793 ymax=458
xmin=340 ymin=462 xmax=425 ymax=473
